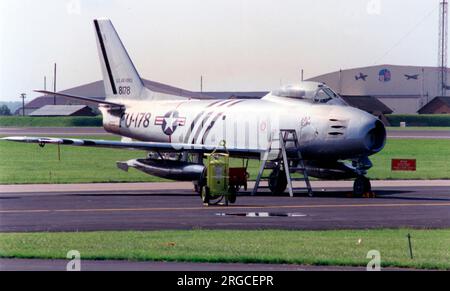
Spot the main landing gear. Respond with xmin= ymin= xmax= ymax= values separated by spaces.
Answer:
xmin=268 ymin=168 xmax=287 ymax=195
xmin=267 ymin=169 xmax=314 ymax=197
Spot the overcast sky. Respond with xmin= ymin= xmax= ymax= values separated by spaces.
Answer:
xmin=0 ymin=0 xmax=441 ymax=101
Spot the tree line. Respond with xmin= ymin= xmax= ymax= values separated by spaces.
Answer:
xmin=0 ymin=105 xmax=12 ymax=116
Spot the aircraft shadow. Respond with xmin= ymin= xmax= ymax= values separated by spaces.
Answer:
xmin=236 ymin=189 xmax=413 ymax=198
xmin=373 ymin=193 xmax=450 ymax=202
xmin=71 ymin=192 xmax=197 ymax=198
xmin=239 ymin=189 xmax=450 ymax=202
xmin=69 ymin=190 xmax=450 ymax=202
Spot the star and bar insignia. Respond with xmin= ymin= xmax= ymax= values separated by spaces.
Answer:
xmin=155 ymin=110 xmax=186 ymax=135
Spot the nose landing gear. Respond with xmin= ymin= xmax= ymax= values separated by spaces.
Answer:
xmin=353 ymin=176 xmax=372 ymax=197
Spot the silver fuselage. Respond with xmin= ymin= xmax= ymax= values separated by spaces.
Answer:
xmin=101 ymin=93 xmax=386 ymax=161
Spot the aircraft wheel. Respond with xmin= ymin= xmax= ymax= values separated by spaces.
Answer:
xmin=202 ymin=186 xmax=211 ymax=204
xmin=353 ymin=176 xmax=370 ymax=197
xmin=364 ymin=177 xmax=372 ymax=193
xmin=196 ymin=169 xmax=207 ymax=195
xmin=268 ymin=169 xmax=287 ymax=195
xmin=228 ymin=186 xmax=237 ymax=204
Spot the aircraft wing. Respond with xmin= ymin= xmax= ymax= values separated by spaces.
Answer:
xmin=1 ymin=136 xmax=262 ymax=156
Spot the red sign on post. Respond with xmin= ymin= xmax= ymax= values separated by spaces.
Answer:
xmin=391 ymin=159 xmax=416 ymax=171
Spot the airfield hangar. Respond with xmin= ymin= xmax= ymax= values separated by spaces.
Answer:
xmin=18 ymin=64 xmax=450 ymax=116
xmin=307 ymin=64 xmax=450 ymax=114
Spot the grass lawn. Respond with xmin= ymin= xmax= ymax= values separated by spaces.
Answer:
xmin=367 ymin=139 xmax=450 ymax=180
xmin=0 ymin=136 xmax=166 ymax=184
xmin=0 ymin=116 xmax=102 ymax=127
xmin=0 ymin=229 xmax=449 ymax=269
xmin=386 ymin=114 xmax=450 ymax=127
xmin=0 ymin=137 xmax=449 ymax=184
xmin=387 ymin=126 xmax=450 ymax=131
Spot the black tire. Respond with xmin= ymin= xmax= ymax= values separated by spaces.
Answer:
xmin=244 ymin=172 xmax=249 ymax=191
xmin=195 ymin=172 xmax=206 ymax=196
xmin=353 ymin=176 xmax=370 ymax=197
xmin=363 ymin=177 xmax=372 ymax=193
xmin=228 ymin=186 xmax=237 ymax=204
xmin=202 ymin=186 xmax=211 ymax=204
xmin=268 ymin=169 xmax=288 ymax=195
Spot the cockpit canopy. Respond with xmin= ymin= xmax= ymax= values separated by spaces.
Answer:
xmin=270 ymin=82 xmax=347 ymax=105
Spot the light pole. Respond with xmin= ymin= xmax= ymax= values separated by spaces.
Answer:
xmin=20 ymin=93 xmax=26 ymax=116
xmin=200 ymin=75 xmax=203 ymax=93
xmin=53 ymin=63 xmax=57 ymax=105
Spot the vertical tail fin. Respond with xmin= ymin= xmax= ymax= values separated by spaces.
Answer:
xmin=94 ymin=18 xmax=145 ymax=102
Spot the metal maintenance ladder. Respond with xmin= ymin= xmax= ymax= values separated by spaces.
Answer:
xmin=252 ymin=129 xmax=313 ymax=197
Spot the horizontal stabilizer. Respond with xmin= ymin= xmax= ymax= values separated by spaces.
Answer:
xmin=34 ymin=90 xmax=124 ymax=108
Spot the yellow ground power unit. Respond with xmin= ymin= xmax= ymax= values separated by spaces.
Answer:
xmin=202 ymin=142 xmax=237 ymax=205
xmin=206 ymin=152 xmax=229 ymax=194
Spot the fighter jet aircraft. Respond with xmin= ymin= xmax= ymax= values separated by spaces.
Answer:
xmin=355 ymin=72 xmax=368 ymax=81
xmin=3 ymin=19 xmax=386 ymax=202
xmin=404 ymin=74 xmax=419 ymax=80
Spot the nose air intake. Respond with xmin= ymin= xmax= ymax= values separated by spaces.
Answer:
xmin=364 ymin=120 xmax=386 ymax=153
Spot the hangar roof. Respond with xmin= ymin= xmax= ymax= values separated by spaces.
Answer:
xmin=341 ymin=95 xmax=393 ymax=114
xmin=436 ymin=96 xmax=450 ymax=107
xmin=29 ymin=105 xmax=94 ymax=116
xmin=418 ymin=96 xmax=450 ymax=114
